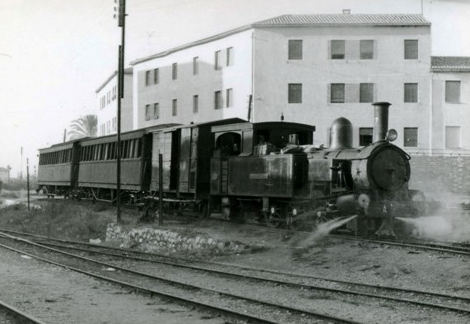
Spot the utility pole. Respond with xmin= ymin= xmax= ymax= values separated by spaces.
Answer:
xmin=27 ymin=158 xmax=30 ymax=210
xmin=114 ymin=0 xmax=126 ymax=223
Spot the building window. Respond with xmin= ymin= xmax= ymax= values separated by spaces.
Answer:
xmin=330 ymin=83 xmax=345 ymax=103
xmin=226 ymin=88 xmax=233 ymax=107
xmin=193 ymin=95 xmax=198 ymax=113
xmin=331 ymin=40 xmax=345 ymax=59
xmin=404 ymin=127 xmax=418 ymax=147
xmin=360 ymin=40 xmax=374 ymax=59
xmin=360 ymin=83 xmax=374 ymax=103
xmin=359 ymin=128 xmax=373 ymax=146
xmin=172 ymin=63 xmax=177 ymax=80
xmin=112 ymin=117 xmax=116 ymax=131
xmin=145 ymin=104 xmax=151 ymax=120
xmin=145 ymin=70 xmax=151 ymax=86
xmin=153 ymin=103 xmax=159 ymax=119
xmin=288 ymin=40 xmax=303 ymax=60
xmin=404 ymin=40 xmax=418 ymax=60
xmin=446 ymin=126 xmax=461 ymax=149
xmin=288 ymin=83 xmax=302 ymax=103
xmin=154 ymin=68 xmax=159 ymax=84
xmin=445 ymin=81 xmax=460 ymax=103
xmin=172 ymin=99 xmax=177 ymax=116
xmin=214 ymin=91 xmax=222 ymax=109
xmin=226 ymin=47 xmax=233 ymax=66
xmin=193 ymin=57 xmax=199 ymax=75
xmin=404 ymin=83 xmax=418 ymax=103
xmin=215 ymin=50 xmax=223 ymax=70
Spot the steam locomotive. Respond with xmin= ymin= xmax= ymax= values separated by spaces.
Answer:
xmin=37 ymin=102 xmax=424 ymax=236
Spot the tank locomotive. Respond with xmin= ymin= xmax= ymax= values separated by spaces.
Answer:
xmin=210 ymin=102 xmax=424 ymax=236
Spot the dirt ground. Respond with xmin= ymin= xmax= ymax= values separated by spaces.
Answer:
xmin=1 ymin=194 xmax=470 ymax=323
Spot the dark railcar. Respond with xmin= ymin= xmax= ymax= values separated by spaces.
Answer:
xmin=77 ymin=129 xmax=151 ymax=199
xmin=37 ymin=140 xmax=81 ymax=196
xmin=149 ymin=119 xmax=246 ymax=203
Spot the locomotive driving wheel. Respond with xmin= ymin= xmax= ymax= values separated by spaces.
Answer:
xmin=286 ymin=202 xmax=308 ymax=230
xmin=265 ymin=205 xmax=286 ymax=228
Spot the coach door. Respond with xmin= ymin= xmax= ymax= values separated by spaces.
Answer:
xmin=178 ymin=126 xmax=197 ymax=194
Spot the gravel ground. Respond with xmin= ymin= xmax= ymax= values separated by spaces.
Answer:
xmin=1 ymin=205 xmax=470 ymax=323
xmin=0 ymin=247 xmax=236 ymax=324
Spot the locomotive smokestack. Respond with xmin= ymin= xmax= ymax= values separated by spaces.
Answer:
xmin=372 ymin=102 xmax=391 ymax=142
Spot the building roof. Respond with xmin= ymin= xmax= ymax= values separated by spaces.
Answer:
xmin=95 ymin=67 xmax=133 ymax=93
xmin=431 ymin=56 xmax=470 ymax=72
xmin=131 ymin=14 xmax=429 ymax=65
xmin=253 ymin=14 xmax=430 ymax=27
xmin=0 ymin=167 xmax=10 ymax=172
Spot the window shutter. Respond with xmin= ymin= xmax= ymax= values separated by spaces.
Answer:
xmin=446 ymin=126 xmax=461 ymax=148
xmin=445 ymin=81 xmax=460 ymax=103
xmin=331 ymin=40 xmax=345 ymax=59
xmin=360 ymin=83 xmax=374 ymax=102
xmin=288 ymin=40 xmax=303 ymax=60
xmin=404 ymin=40 xmax=418 ymax=59
xmin=331 ymin=83 xmax=345 ymax=103
xmin=360 ymin=40 xmax=374 ymax=59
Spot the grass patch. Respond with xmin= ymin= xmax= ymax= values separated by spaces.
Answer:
xmin=0 ymin=200 xmax=118 ymax=241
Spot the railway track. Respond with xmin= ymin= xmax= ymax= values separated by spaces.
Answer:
xmin=0 ymin=230 xmax=469 ymax=323
xmin=0 ymin=299 xmax=47 ymax=324
xmin=0 ymin=231 xmax=359 ymax=324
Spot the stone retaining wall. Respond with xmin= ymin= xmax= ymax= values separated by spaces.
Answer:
xmin=106 ymin=223 xmax=254 ymax=255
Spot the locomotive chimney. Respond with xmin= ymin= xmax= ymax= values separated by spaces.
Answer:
xmin=372 ymin=102 xmax=391 ymax=142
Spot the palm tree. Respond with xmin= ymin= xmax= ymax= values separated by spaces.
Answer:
xmin=67 ymin=115 xmax=98 ymax=140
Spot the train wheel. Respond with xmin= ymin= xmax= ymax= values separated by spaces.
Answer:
xmin=265 ymin=206 xmax=286 ymax=228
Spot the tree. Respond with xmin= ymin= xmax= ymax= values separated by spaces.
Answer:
xmin=67 ymin=115 xmax=98 ymax=140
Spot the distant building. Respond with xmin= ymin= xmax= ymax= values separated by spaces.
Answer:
xmin=429 ymin=56 xmax=470 ymax=154
xmin=0 ymin=166 xmax=11 ymax=183
xmin=96 ymin=68 xmax=133 ymax=136
xmin=131 ymin=14 xmax=438 ymax=152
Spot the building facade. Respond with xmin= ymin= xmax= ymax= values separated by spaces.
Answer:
xmin=96 ymin=68 xmax=133 ymax=136
xmin=131 ymin=14 xmax=438 ymax=152
xmin=0 ymin=167 xmax=10 ymax=183
xmin=430 ymin=56 xmax=470 ymax=154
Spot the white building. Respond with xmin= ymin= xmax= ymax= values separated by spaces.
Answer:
xmin=130 ymin=14 xmax=436 ymax=152
xmin=96 ymin=68 xmax=133 ymax=136
xmin=430 ymin=56 xmax=470 ymax=154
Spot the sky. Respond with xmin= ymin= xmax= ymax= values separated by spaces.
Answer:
xmin=0 ymin=0 xmax=469 ymax=178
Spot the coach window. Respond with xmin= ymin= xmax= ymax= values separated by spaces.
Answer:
xmin=129 ymin=140 xmax=135 ymax=158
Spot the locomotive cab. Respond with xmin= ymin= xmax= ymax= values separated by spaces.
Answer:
xmin=210 ymin=121 xmax=316 ymax=221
